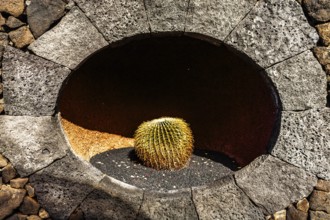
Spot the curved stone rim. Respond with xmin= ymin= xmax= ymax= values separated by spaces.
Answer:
xmin=0 ymin=0 xmax=328 ymax=218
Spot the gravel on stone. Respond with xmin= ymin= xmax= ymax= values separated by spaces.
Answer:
xmin=90 ymin=147 xmax=237 ymax=191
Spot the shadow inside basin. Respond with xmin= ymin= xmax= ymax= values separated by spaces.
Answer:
xmin=90 ymin=147 xmax=237 ymax=191
xmin=58 ymin=35 xmax=280 ymax=167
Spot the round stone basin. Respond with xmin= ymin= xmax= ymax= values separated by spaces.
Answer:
xmin=58 ymin=35 xmax=280 ymax=170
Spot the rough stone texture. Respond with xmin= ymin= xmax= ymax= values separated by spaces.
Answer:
xmin=137 ymin=189 xmax=198 ymax=220
xmin=10 ymin=178 xmax=29 ymax=189
xmin=0 ymin=0 xmax=25 ymax=17
xmin=309 ymin=190 xmax=330 ymax=213
xmin=316 ymin=179 xmax=330 ymax=192
xmin=192 ymin=176 xmax=264 ymax=220
xmin=74 ymin=0 xmax=149 ymax=43
xmin=19 ymin=197 xmax=40 ymax=215
xmin=266 ymin=50 xmax=327 ymax=110
xmin=0 ymin=13 xmax=5 ymax=27
xmin=79 ymin=176 xmax=143 ymax=220
xmin=273 ymin=210 xmax=286 ymax=220
xmin=29 ymin=153 xmax=103 ymax=220
xmin=0 ymin=100 xmax=4 ymax=115
xmin=0 ymin=185 xmax=26 ymax=219
xmin=0 ymin=33 xmax=8 ymax=59
xmin=27 ymin=0 xmax=66 ymax=38
xmin=26 ymin=215 xmax=41 ymax=220
xmin=297 ymin=198 xmax=310 ymax=213
xmin=235 ymin=155 xmax=317 ymax=215
xmin=287 ymin=205 xmax=308 ymax=220
xmin=226 ymin=0 xmax=318 ymax=68
xmin=2 ymin=164 xmax=17 ymax=183
xmin=186 ymin=0 xmax=256 ymax=41
xmin=8 ymin=26 xmax=35 ymax=48
xmin=310 ymin=210 xmax=330 ymax=220
xmin=145 ymin=0 xmax=188 ymax=32
xmin=0 ymin=154 xmax=8 ymax=168
xmin=38 ymin=208 xmax=49 ymax=219
xmin=271 ymin=108 xmax=330 ymax=180
xmin=6 ymin=16 xmax=25 ymax=29
xmin=313 ymin=46 xmax=330 ymax=66
xmin=303 ymin=0 xmax=330 ymax=23
xmin=25 ymin=184 xmax=35 ymax=198
xmin=0 ymin=116 xmax=68 ymax=177
xmin=2 ymin=46 xmax=70 ymax=116
xmin=28 ymin=7 xmax=108 ymax=69
xmin=0 ymin=32 xmax=8 ymax=45
xmin=316 ymin=22 xmax=330 ymax=46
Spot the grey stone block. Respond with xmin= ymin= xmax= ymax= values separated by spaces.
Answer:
xmin=266 ymin=50 xmax=327 ymax=111
xmin=0 ymin=116 xmax=68 ymax=177
xmin=28 ymin=7 xmax=108 ymax=69
xmin=74 ymin=0 xmax=149 ymax=43
xmin=137 ymin=189 xmax=198 ymax=220
xmin=29 ymin=153 xmax=104 ymax=220
xmin=235 ymin=155 xmax=317 ymax=215
xmin=185 ymin=0 xmax=256 ymax=41
xmin=2 ymin=46 xmax=70 ymax=116
xmin=145 ymin=0 xmax=189 ymax=33
xmin=271 ymin=108 xmax=330 ymax=180
xmin=79 ymin=176 xmax=143 ymax=220
xmin=226 ymin=0 xmax=318 ymax=68
xmin=192 ymin=176 xmax=264 ymax=220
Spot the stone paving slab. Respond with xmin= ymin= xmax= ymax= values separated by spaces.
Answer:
xmin=226 ymin=0 xmax=318 ymax=68
xmin=79 ymin=176 xmax=143 ymax=220
xmin=266 ymin=50 xmax=327 ymax=111
xmin=185 ymin=0 xmax=257 ymax=41
xmin=235 ymin=155 xmax=317 ymax=215
xmin=2 ymin=46 xmax=70 ymax=116
xmin=192 ymin=176 xmax=264 ymax=220
xmin=28 ymin=7 xmax=108 ymax=69
xmin=271 ymin=108 xmax=330 ymax=180
xmin=0 ymin=116 xmax=68 ymax=177
xmin=145 ymin=0 xmax=188 ymax=33
xmin=74 ymin=0 xmax=149 ymax=43
xmin=137 ymin=189 xmax=198 ymax=220
xmin=29 ymin=153 xmax=104 ymax=220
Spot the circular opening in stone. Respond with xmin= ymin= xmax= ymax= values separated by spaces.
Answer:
xmin=58 ymin=35 xmax=280 ymax=189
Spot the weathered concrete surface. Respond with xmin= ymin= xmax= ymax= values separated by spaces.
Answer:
xmin=271 ymin=108 xmax=330 ymax=180
xmin=0 ymin=116 xmax=68 ymax=177
xmin=79 ymin=176 xmax=143 ymax=220
xmin=266 ymin=50 xmax=327 ymax=110
xmin=74 ymin=0 xmax=149 ymax=43
xmin=235 ymin=155 xmax=317 ymax=215
xmin=28 ymin=7 xmax=108 ymax=69
xmin=29 ymin=153 xmax=104 ymax=220
xmin=226 ymin=0 xmax=318 ymax=68
xmin=186 ymin=0 xmax=256 ymax=41
xmin=145 ymin=0 xmax=188 ymax=32
xmin=2 ymin=46 xmax=70 ymax=116
xmin=137 ymin=189 xmax=198 ymax=220
xmin=192 ymin=176 xmax=264 ymax=220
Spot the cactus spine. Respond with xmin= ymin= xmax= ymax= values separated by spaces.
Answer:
xmin=134 ymin=117 xmax=194 ymax=170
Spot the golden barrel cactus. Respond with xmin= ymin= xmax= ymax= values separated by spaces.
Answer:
xmin=134 ymin=117 xmax=194 ymax=170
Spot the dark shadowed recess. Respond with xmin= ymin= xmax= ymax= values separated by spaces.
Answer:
xmin=58 ymin=35 xmax=280 ymax=167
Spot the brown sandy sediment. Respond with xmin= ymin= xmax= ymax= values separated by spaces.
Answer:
xmin=60 ymin=117 xmax=134 ymax=161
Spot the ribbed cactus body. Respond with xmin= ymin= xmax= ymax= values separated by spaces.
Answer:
xmin=134 ymin=117 xmax=194 ymax=170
